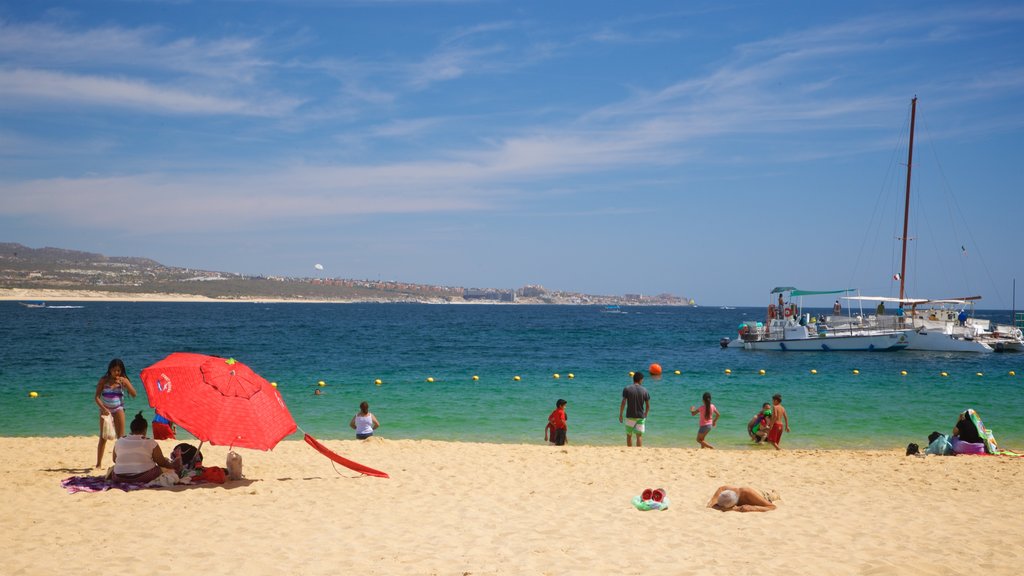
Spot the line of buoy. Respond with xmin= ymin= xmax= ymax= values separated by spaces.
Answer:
xmin=273 ymin=368 xmax=1022 ymax=389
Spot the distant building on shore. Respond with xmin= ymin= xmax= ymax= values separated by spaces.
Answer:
xmin=463 ymin=288 xmax=515 ymax=302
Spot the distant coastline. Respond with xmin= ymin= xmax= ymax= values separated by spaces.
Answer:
xmin=0 ymin=288 xmax=697 ymax=305
xmin=1 ymin=242 xmax=698 ymax=306
xmin=0 ymin=287 xmax=531 ymax=304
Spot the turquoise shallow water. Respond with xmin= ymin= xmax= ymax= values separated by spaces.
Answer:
xmin=1 ymin=302 xmax=1022 ymax=449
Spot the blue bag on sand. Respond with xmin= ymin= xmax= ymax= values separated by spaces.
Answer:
xmin=926 ymin=434 xmax=953 ymax=456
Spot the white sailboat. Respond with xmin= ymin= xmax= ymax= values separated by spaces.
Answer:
xmin=854 ymin=97 xmax=1023 ymax=353
xmin=727 ymin=287 xmax=912 ymax=351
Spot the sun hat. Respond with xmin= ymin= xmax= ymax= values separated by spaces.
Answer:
xmin=717 ymin=490 xmax=738 ymax=509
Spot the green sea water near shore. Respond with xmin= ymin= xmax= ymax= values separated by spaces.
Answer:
xmin=2 ymin=302 xmax=1022 ymax=449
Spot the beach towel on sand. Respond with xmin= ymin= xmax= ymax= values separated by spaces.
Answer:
xmin=61 ymin=476 xmax=153 ymax=493
xmin=61 ymin=473 xmax=205 ymax=494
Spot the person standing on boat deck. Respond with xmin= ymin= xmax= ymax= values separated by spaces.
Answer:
xmin=619 ymin=372 xmax=650 ymax=447
xmin=958 ymin=309 xmax=968 ymax=326
xmin=833 ymin=300 xmax=842 ymax=315
xmin=896 ymin=305 xmax=906 ymax=326
xmin=876 ymin=301 xmax=885 ymax=316
xmin=778 ymin=293 xmax=784 ymax=310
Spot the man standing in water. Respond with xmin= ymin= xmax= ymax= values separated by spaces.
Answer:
xmin=619 ymin=372 xmax=650 ymax=447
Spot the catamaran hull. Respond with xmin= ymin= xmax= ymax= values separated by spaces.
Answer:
xmin=904 ymin=331 xmax=994 ymax=353
xmin=742 ymin=333 xmax=909 ymax=351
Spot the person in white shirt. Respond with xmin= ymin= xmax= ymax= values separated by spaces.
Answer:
xmin=111 ymin=412 xmax=178 ymax=483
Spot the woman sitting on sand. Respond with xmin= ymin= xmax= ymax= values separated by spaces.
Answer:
xmin=950 ymin=410 xmax=986 ymax=454
xmin=349 ymin=401 xmax=380 ymax=440
xmin=110 ymin=412 xmax=178 ymax=483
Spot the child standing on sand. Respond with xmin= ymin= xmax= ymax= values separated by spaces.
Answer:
xmin=690 ymin=391 xmax=720 ymax=449
xmin=545 ymin=399 xmax=568 ymax=446
xmin=767 ymin=393 xmax=790 ymax=450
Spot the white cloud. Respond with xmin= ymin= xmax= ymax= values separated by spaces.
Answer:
xmin=0 ymin=68 xmax=298 ymax=116
xmin=0 ymin=20 xmax=268 ymax=82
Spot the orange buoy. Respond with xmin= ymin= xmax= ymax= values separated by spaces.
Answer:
xmin=649 ymin=363 xmax=662 ymax=376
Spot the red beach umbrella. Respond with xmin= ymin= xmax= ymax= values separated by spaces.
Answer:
xmin=140 ymin=353 xmax=296 ymax=451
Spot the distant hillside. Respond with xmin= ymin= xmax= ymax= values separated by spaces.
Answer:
xmin=0 ymin=242 xmax=162 ymax=268
xmin=0 ymin=242 xmax=693 ymax=305
xmin=0 ymin=242 xmax=463 ymax=302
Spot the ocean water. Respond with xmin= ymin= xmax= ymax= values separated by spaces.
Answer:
xmin=2 ymin=301 xmax=1022 ymax=450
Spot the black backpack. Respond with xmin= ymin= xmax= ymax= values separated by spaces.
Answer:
xmin=906 ymin=443 xmax=920 ymax=456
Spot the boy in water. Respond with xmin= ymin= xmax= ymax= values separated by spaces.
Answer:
xmin=747 ymin=402 xmax=772 ymax=443
xmin=767 ymin=393 xmax=790 ymax=450
xmin=545 ymin=399 xmax=568 ymax=446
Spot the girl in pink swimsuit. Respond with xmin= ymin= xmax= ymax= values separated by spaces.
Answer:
xmin=689 ymin=391 xmax=720 ymax=449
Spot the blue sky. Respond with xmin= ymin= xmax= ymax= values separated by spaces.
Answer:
xmin=2 ymin=1 xmax=1022 ymax=307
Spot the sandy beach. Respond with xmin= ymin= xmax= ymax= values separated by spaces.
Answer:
xmin=0 ymin=288 xmax=221 ymax=303
xmin=4 ymin=437 xmax=1022 ymax=575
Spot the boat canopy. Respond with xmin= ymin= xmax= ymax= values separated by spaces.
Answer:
xmin=844 ymin=296 xmax=978 ymax=305
xmin=771 ymin=287 xmax=857 ymax=296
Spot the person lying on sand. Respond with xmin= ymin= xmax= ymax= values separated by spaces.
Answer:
xmin=707 ymin=485 xmax=778 ymax=512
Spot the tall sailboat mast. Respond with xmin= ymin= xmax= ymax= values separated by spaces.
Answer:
xmin=898 ymin=96 xmax=917 ymax=303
